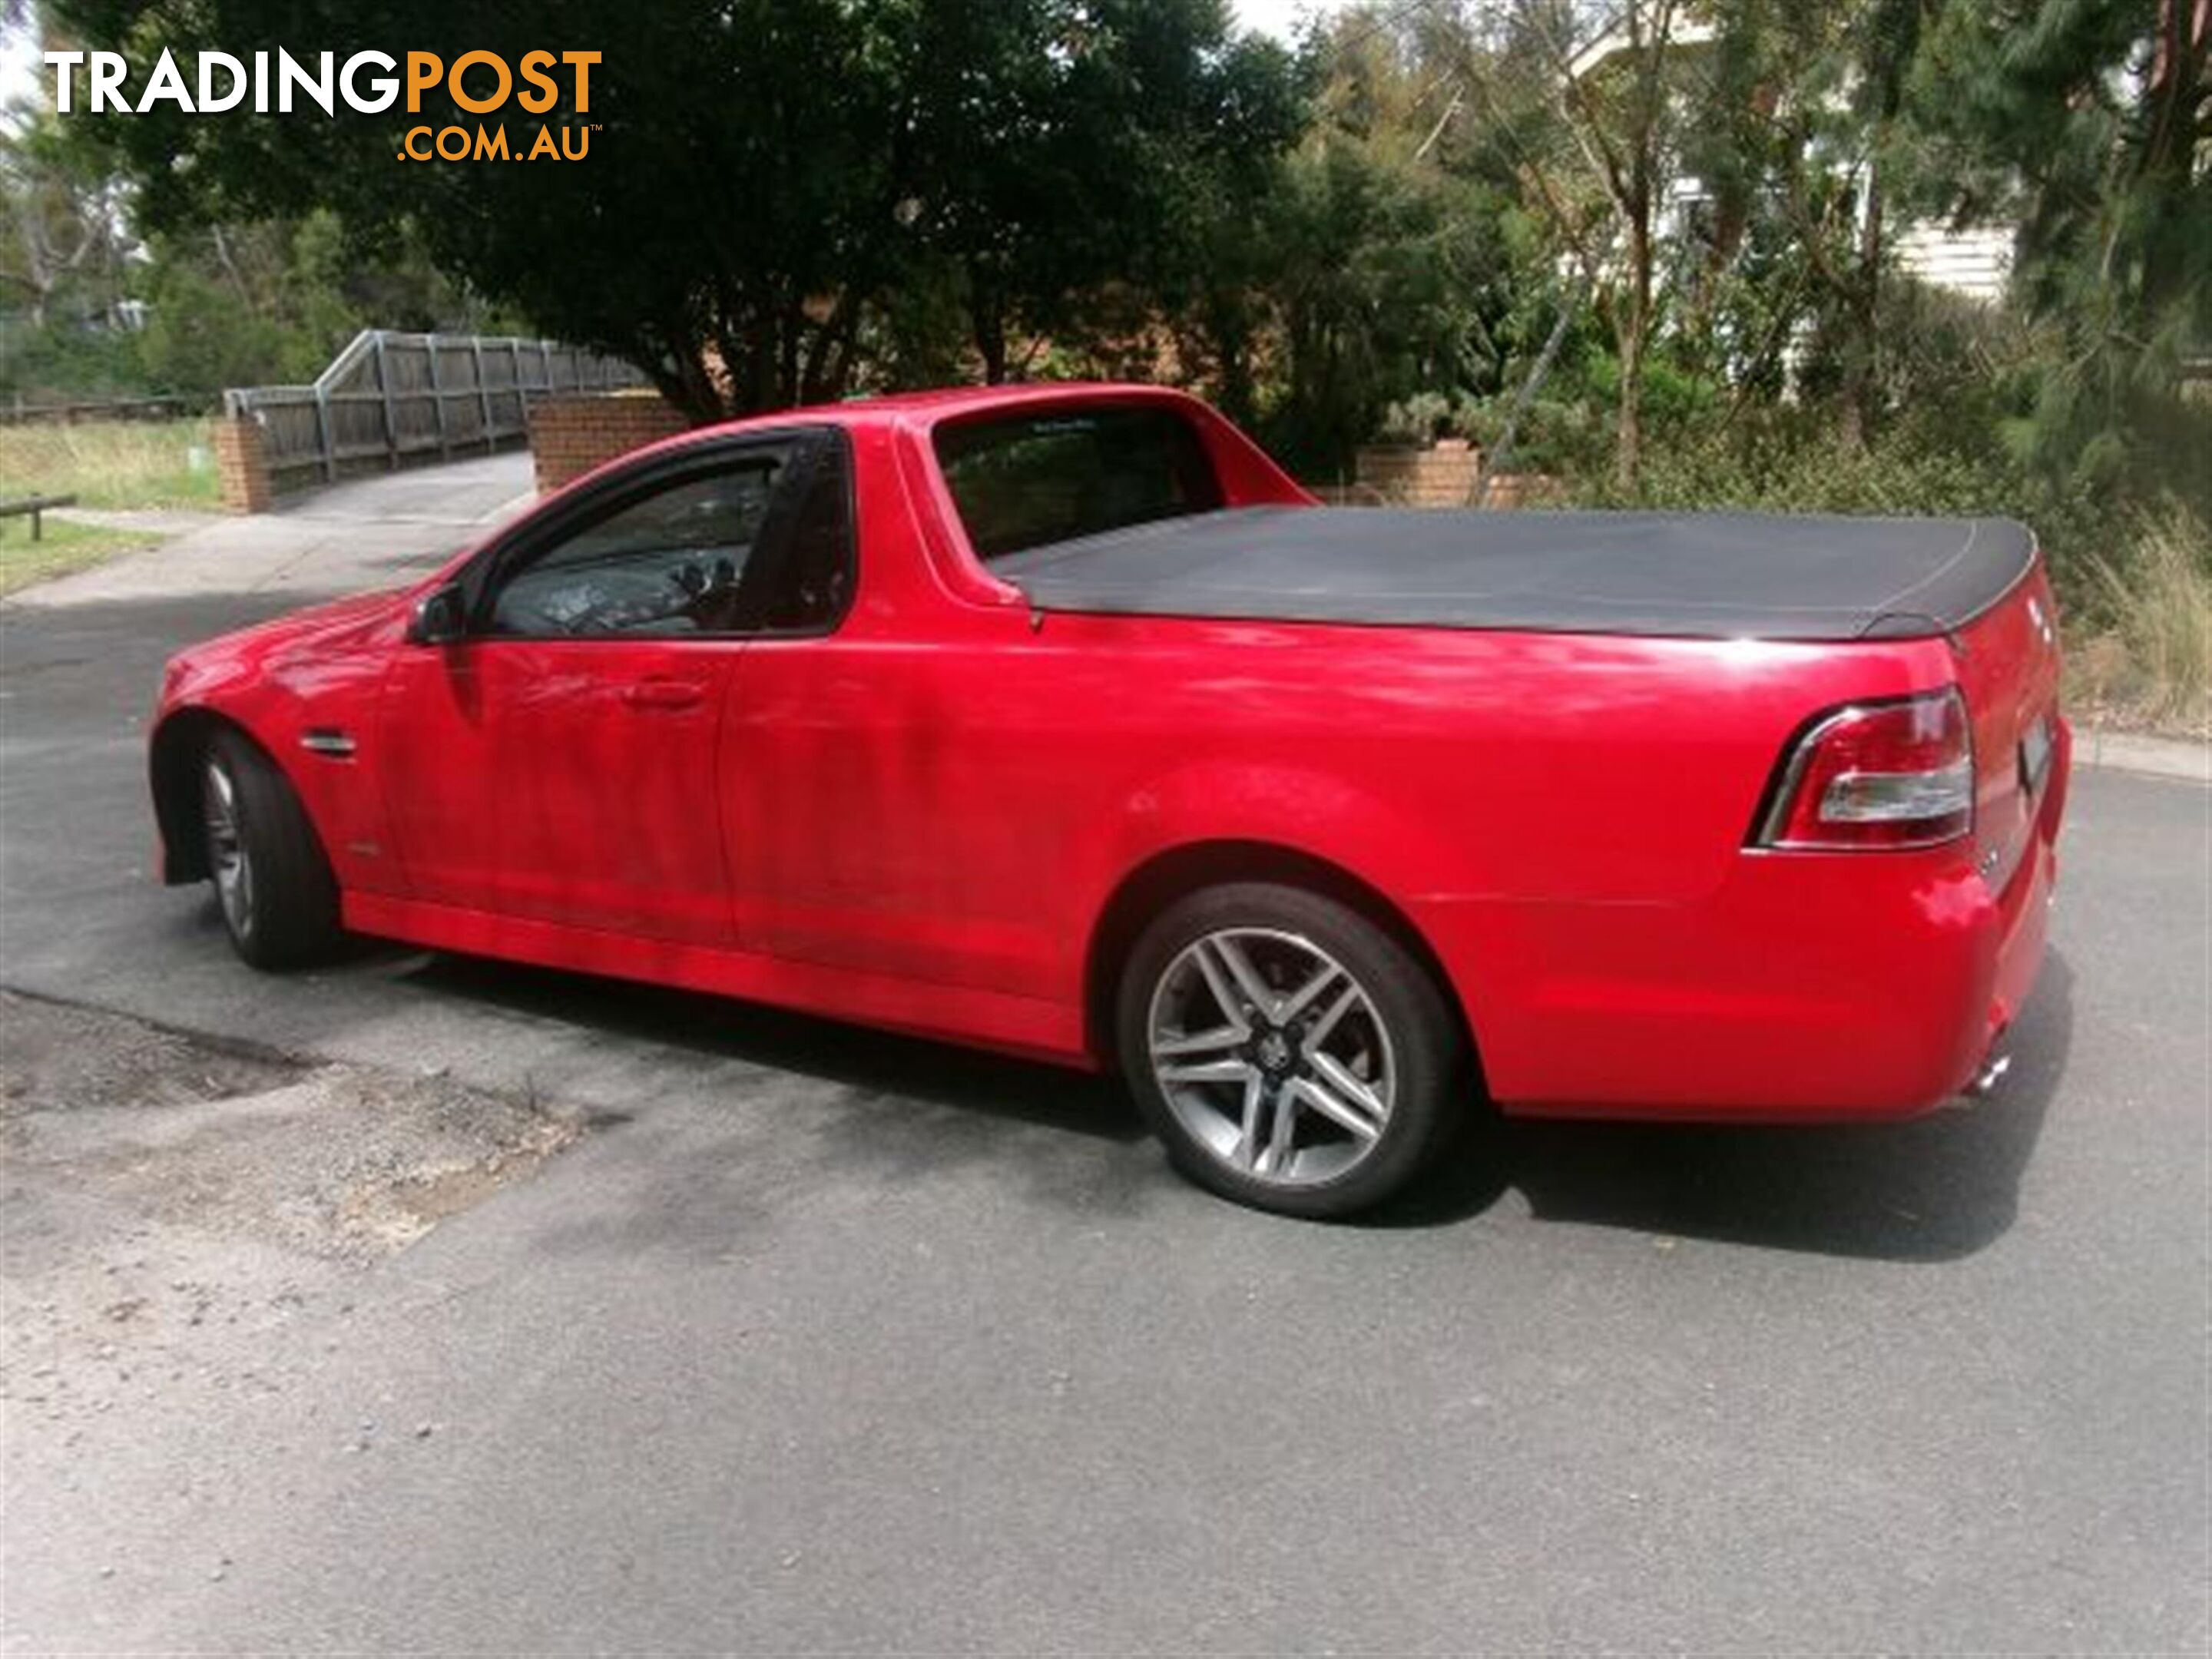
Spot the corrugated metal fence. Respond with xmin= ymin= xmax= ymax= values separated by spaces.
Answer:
xmin=223 ymin=329 xmax=646 ymax=486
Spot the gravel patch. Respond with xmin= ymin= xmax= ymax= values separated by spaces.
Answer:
xmin=2 ymin=990 xmax=583 ymax=1263
xmin=2 ymin=989 xmax=588 ymax=1434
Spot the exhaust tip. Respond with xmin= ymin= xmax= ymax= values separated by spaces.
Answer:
xmin=1965 ymin=1051 xmax=2012 ymax=1098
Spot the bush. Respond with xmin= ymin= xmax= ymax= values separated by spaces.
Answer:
xmin=1568 ymin=414 xmax=2109 ymax=616
xmin=1375 ymin=391 xmax=1460 ymax=445
xmin=2069 ymin=503 xmax=2212 ymax=735
xmin=0 ymin=318 xmax=150 ymax=403
xmin=1559 ymin=409 xmax=2207 ymax=732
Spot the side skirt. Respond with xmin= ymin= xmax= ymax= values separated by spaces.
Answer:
xmin=342 ymin=891 xmax=1094 ymax=1069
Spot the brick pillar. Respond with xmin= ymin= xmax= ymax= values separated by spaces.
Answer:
xmin=214 ymin=416 xmax=275 ymax=514
xmin=1354 ymin=440 xmax=1482 ymax=507
xmin=525 ymin=392 xmax=689 ymax=494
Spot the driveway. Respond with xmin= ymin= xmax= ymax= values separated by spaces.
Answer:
xmin=7 ymin=454 xmax=535 ymax=610
xmin=2 ymin=469 xmax=2206 ymax=1653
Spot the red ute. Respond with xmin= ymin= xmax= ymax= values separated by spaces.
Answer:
xmin=150 ymin=385 xmax=2070 ymax=1216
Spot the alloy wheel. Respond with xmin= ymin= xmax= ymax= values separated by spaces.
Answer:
xmin=1146 ymin=926 xmax=1397 ymax=1188
xmin=202 ymin=758 xmax=254 ymax=941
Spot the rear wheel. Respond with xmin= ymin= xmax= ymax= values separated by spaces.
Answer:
xmin=1116 ymin=882 xmax=1466 ymax=1218
xmin=200 ymin=730 xmax=342 ymax=970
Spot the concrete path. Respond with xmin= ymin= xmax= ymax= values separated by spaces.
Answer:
xmin=5 ymin=454 xmax=535 ymax=610
xmin=48 ymin=507 xmax=225 ymax=538
xmin=2074 ymin=724 xmax=2211 ymax=784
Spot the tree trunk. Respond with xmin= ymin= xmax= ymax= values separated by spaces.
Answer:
xmin=1616 ymin=323 xmax=1644 ymax=491
xmin=1471 ymin=278 xmax=1584 ymax=507
xmin=800 ymin=291 xmax=860 ymax=406
xmin=778 ymin=293 xmax=805 ymax=409
xmin=644 ymin=328 xmax=730 ymax=426
xmin=2138 ymin=0 xmax=2207 ymax=313
xmin=1614 ymin=207 xmax=1651 ymax=491
xmin=210 ymin=224 xmax=255 ymax=313
xmin=1839 ymin=150 xmax=1885 ymax=452
xmin=974 ymin=307 xmax=1008 ymax=384
xmin=1207 ymin=290 xmax=1256 ymax=429
xmin=744 ymin=316 xmax=779 ymax=413
xmin=969 ymin=261 xmax=1009 ymax=384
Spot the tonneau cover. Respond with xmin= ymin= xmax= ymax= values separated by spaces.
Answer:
xmin=993 ymin=505 xmax=2035 ymax=641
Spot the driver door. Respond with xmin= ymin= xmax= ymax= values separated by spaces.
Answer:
xmin=377 ymin=431 xmax=821 ymax=945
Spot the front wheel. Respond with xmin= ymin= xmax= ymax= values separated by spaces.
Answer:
xmin=1116 ymin=882 xmax=1468 ymax=1218
xmin=200 ymin=730 xmax=343 ymax=970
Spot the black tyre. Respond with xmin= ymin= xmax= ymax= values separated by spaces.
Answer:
xmin=200 ymin=730 xmax=343 ymax=970
xmin=1115 ymin=882 xmax=1467 ymax=1218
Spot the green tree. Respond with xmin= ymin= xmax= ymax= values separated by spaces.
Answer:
xmin=0 ymin=108 xmax=130 ymax=333
xmin=54 ymin=0 xmax=1305 ymax=422
xmin=1904 ymin=0 xmax=2211 ymax=502
xmin=1461 ymin=0 xmax=1705 ymax=488
xmin=896 ymin=0 xmax=1303 ymax=386
xmin=1192 ymin=3 xmax=1525 ymax=475
xmin=123 ymin=214 xmax=500 ymax=398
xmin=1691 ymin=0 xmax=1941 ymax=449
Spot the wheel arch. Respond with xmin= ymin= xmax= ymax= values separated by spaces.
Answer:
xmin=148 ymin=707 xmax=267 ymax=885
xmin=1082 ymin=839 xmax=1478 ymax=1076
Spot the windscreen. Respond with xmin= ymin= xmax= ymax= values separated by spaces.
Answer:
xmin=933 ymin=406 xmax=1224 ymax=561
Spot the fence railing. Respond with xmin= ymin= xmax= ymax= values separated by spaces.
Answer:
xmin=2 ymin=394 xmax=204 ymax=426
xmin=223 ymin=329 xmax=646 ymax=483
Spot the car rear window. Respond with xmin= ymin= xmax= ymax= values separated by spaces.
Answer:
xmin=933 ymin=406 xmax=1224 ymax=561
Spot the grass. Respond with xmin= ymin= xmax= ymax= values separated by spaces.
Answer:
xmin=2067 ymin=503 xmax=2212 ymax=738
xmin=0 ymin=516 xmax=163 ymax=596
xmin=0 ymin=418 xmax=223 ymax=512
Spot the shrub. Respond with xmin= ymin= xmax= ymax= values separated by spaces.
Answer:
xmin=2070 ymin=503 xmax=2212 ymax=735
xmin=1375 ymin=392 xmax=1459 ymax=445
xmin=1568 ymin=416 xmax=2109 ymax=617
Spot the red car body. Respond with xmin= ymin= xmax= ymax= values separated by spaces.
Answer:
xmin=151 ymin=383 xmax=2068 ymax=1126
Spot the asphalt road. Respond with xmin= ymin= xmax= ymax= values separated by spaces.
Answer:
xmin=2 ymin=498 xmax=2207 ymax=1653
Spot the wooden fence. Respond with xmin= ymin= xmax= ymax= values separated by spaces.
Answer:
xmin=222 ymin=329 xmax=645 ymax=486
xmin=2 ymin=395 xmax=204 ymax=426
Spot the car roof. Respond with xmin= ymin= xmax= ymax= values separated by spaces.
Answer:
xmin=553 ymin=382 xmax=1200 ymax=501
xmin=692 ymin=380 xmax=1190 ymax=437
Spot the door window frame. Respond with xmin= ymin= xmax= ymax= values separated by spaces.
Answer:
xmin=450 ymin=425 xmax=858 ymax=642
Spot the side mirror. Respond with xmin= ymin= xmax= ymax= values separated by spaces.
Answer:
xmin=407 ymin=582 xmax=468 ymax=646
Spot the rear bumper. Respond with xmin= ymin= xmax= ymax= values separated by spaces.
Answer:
xmin=1424 ymin=721 xmax=2069 ymax=1122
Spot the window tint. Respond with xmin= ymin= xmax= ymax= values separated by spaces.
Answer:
xmin=756 ymin=450 xmax=855 ymax=631
xmin=488 ymin=456 xmax=783 ymax=637
xmin=934 ymin=406 xmax=1224 ymax=561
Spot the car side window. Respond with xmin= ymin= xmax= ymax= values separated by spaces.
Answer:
xmin=486 ymin=455 xmax=786 ymax=638
xmin=753 ymin=444 xmax=856 ymax=632
xmin=933 ymin=406 xmax=1224 ymax=561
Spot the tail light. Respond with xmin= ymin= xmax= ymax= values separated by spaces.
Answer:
xmin=1752 ymin=688 xmax=1975 ymax=850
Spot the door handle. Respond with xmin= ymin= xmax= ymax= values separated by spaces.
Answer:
xmin=621 ymin=679 xmax=707 ymax=711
